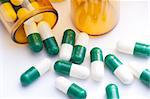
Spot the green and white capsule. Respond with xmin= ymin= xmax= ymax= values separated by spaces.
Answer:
xmin=20 ymin=58 xmax=51 ymax=86
xmin=54 ymin=60 xmax=90 ymax=79
xmin=117 ymin=40 xmax=150 ymax=57
xmin=129 ymin=61 xmax=150 ymax=87
xmin=71 ymin=33 xmax=89 ymax=64
xmin=90 ymin=47 xmax=104 ymax=81
xmin=105 ymin=54 xmax=134 ymax=85
xmin=106 ymin=84 xmax=120 ymax=99
xmin=55 ymin=77 xmax=87 ymax=99
xmin=38 ymin=21 xmax=59 ymax=55
xmin=59 ymin=29 xmax=76 ymax=60
xmin=24 ymin=19 xmax=43 ymax=52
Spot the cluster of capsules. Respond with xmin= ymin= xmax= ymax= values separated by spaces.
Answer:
xmin=0 ymin=0 xmax=59 ymax=53
xmin=19 ymin=28 xmax=150 ymax=99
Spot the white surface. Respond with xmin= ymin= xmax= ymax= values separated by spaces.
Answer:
xmin=0 ymin=0 xmax=150 ymax=99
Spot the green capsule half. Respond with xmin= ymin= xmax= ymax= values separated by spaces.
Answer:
xmin=90 ymin=47 xmax=103 ymax=62
xmin=27 ymin=33 xmax=43 ymax=52
xmin=71 ymin=45 xmax=86 ymax=64
xmin=104 ymin=54 xmax=123 ymax=73
xmin=139 ymin=69 xmax=150 ymax=87
xmin=54 ymin=60 xmax=72 ymax=76
xmin=134 ymin=42 xmax=150 ymax=57
xmin=20 ymin=66 xmax=40 ymax=86
xmin=106 ymin=84 xmax=120 ymax=99
xmin=43 ymin=37 xmax=59 ymax=56
xmin=67 ymin=83 xmax=87 ymax=99
xmin=62 ymin=29 xmax=76 ymax=45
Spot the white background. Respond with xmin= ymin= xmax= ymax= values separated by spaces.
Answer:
xmin=0 ymin=0 xmax=150 ymax=99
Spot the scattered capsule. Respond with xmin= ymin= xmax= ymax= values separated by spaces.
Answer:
xmin=54 ymin=60 xmax=90 ymax=79
xmin=55 ymin=77 xmax=87 ymax=99
xmin=0 ymin=1 xmax=17 ymax=22
xmin=38 ymin=21 xmax=59 ymax=55
xmin=90 ymin=47 xmax=104 ymax=81
xmin=117 ymin=40 xmax=150 ymax=57
xmin=17 ymin=7 xmax=29 ymax=19
xmin=10 ymin=0 xmax=24 ymax=6
xmin=20 ymin=58 xmax=51 ymax=86
xmin=71 ymin=32 xmax=89 ymax=64
xmin=106 ymin=84 xmax=120 ymax=99
xmin=24 ymin=19 xmax=43 ymax=52
xmin=129 ymin=61 xmax=150 ymax=87
xmin=59 ymin=29 xmax=76 ymax=60
xmin=105 ymin=54 xmax=134 ymax=85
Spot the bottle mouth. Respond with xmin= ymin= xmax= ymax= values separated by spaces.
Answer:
xmin=11 ymin=7 xmax=58 ymax=44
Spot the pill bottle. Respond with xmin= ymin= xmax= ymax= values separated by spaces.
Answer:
xmin=71 ymin=0 xmax=120 ymax=36
xmin=50 ymin=0 xmax=64 ymax=2
xmin=0 ymin=0 xmax=58 ymax=44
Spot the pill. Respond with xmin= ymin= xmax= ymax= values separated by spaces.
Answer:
xmin=20 ymin=58 xmax=51 ymax=86
xmin=24 ymin=19 xmax=43 ymax=52
xmin=59 ymin=29 xmax=76 ymax=60
xmin=17 ymin=7 xmax=29 ymax=19
xmin=104 ymin=54 xmax=134 ymax=84
xmin=38 ymin=21 xmax=59 ymax=55
xmin=106 ymin=84 xmax=120 ymax=99
xmin=71 ymin=32 xmax=89 ymax=64
xmin=0 ymin=1 xmax=17 ymax=22
xmin=129 ymin=61 xmax=150 ymax=87
xmin=10 ymin=0 xmax=24 ymax=6
xmin=54 ymin=60 xmax=90 ymax=79
xmin=116 ymin=40 xmax=150 ymax=57
xmin=55 ymin=77 xmax=87 ymax=99
xmin=90 ymin=47 xmax=104 ymax=81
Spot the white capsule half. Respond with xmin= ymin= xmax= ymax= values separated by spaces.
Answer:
xmin=75 ymin=32 xmax=89 ymax=47
xmin=114 ymin=64 xmax=134 ymax=84
xmin=70 ymin=64 xmax=90 ymax=79
xmin=37 ymin=21 xmax=53 ymax=40
xmin=91 ymin=61 xmax=104 ymax=81
xmin=35 ymin=58 xmax=51 ymax=76
xmin=55 ymin=77 xmax=73 ymax=94
xmin=128 ymin=61 xmax=146 ymax=78
xmin=59 ymin=44 xmax=73 ymax=60
xmin=116 ymin=40 xmax=135 ymax=55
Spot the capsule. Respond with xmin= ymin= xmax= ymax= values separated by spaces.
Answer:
xmin=59 ymin=29 xmax=76 ymax=60
xmin=54 ymin=60 xmax=90 ymax=79
xmin=129 ymin=61 xmax=150 ymax=87
xmin=38 ymin=21 xmax=59 ymax=55
xmin=24 ymin=19 xmax=43 ymax=52
xmin=10 ymin=0 xmax=24 ymax=6
xmin=106 ymin=84 xmax=120 ymax=99
xmin=117 ymin=40 xmax=150 ymax=57
xmin=55 ymin=77 xmax=87 ymax=99
xmin=20 ymin=58 xmax=51 ymax=86
xmin=104 ymin=54 xmax=134 ymax=84
xmin=90 ymin=47 xmax=104 ymax=81
xmin=0 ymin=1 xmax=17 ymax=22
xmin=17 ymin=7 xmax=29 ymax=19
xmin=25 ymin=1 xmax=43 ymax=22
xmin=71 ymin=33 xmax=89 ymax=64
